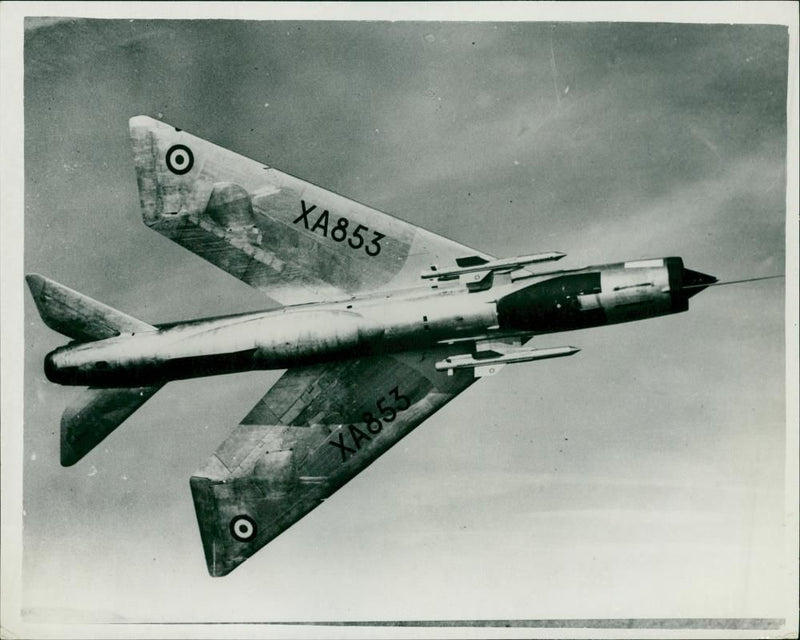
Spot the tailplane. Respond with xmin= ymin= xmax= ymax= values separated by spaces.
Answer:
xmin=26 ymin=273 xmax=154 ymax=341
xmin=26 ymin=274 xmax=162 ymax=466
xmin=60 ymin=385 xmax=163 ymax=466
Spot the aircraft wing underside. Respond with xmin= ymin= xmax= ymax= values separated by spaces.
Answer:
xmin=130 ymin=116 xmax=490 ymax=306
xmin=191 ymin=344 xmax=478 ymax=576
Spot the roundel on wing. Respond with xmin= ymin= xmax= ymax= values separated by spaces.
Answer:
xmin=230 ymin=515 xmax=257 ymax=542
xmin=165 ymin=144 xmax=194 ymax=175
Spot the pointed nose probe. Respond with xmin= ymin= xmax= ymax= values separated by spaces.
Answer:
xmin=681 ymin=268 xmax=718 ymax=298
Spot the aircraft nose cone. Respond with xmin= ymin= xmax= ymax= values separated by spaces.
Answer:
xmin=682 ymin=267 xmax=718 ymax=298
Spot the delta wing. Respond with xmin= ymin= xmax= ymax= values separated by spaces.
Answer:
xmin=130 ymin=116 xmax=489 ymax=305
xmin=191 ymin=345 xmax=477 ymax=576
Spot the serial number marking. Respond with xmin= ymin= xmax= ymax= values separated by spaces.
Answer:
xmin=293 ymin=200 xmax=386 ymax=257
xmin=328 ymin=386 xmax=410 ymax=462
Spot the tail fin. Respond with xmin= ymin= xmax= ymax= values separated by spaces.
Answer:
xmin=26 ymin=274 xmax=162 ymax=465
xmin=26 ymin=273 xmax=154 ymax=342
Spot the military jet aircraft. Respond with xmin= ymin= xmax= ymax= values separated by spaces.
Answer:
xmin=28 ymin=116 xmax=721 ymax=576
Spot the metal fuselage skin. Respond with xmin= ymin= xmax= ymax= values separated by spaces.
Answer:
xmin=44 ymin=257 xmax=706 ymax=388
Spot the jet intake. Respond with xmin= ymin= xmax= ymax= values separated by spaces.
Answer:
xmin=681 ymin=267 xmax=718 ymax=298
xmin=665 ymin=257 xmax=718 ymax=309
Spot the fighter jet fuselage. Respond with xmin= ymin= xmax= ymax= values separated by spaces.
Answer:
xmin=43 ymin=257 xmax=714 ymax=388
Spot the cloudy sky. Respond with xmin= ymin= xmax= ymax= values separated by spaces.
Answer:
xmin=11 ymin=8 xmax=793 ymax=633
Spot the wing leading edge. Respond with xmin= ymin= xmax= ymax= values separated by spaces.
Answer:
xmin=191 ymin=346 xmax=478 ymax=576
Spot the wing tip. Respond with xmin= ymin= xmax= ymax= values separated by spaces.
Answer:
xmin=190 ymin=475 xmax=244 ymax=577
xmin=60 ymin=410 xmax=89 ymax=467
xmin=25 ymin=273 xmax=46 ymax=303
xmin=129 ymin=114 xmax=187 ymax=136
xmin=128 ymin=114 xmax=161 ymax=132
xmin=60 ymin=446 xmax=83 ymax=467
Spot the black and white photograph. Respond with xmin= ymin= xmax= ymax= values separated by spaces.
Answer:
xmin=1 ymin=3 xmax=797 ymax=638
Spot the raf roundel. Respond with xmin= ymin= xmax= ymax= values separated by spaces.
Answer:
xmin=165 ymin=144 xmax=194 ymax=175
xmin=230 ymin=515 xmax=257 ymax=542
